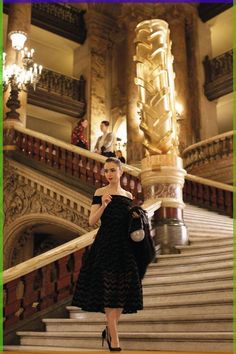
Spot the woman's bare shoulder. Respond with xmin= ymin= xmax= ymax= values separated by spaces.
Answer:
xmin=124 ymin=190 xmax=133 ymax=199
xmin=94 ymin=187 xmax=108 ymax=196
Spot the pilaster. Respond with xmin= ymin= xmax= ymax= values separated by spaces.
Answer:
xmin=85 ymin=11 xmax=116 ymax=150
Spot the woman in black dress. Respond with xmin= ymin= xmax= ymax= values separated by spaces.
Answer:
xmin=72 ymin=157 xmax=143 ymax=351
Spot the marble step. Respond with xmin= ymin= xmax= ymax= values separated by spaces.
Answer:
xmin=68 ymin=303 xmax=232 ymax=318
xmin=185 ymin=219 xmax=232 ymax=227
xmin=184 ymin=216 xmax=232 ymax=223
xmin=187 ymin=225 xmax=232 ymax=232
xmin=17 ymin=331 xmax=232 ymax=352
xmin=143 ymin=269 xmax=232 ymax=286
xmin=184 ymin=208 xmax=231 ymax=215
xmin=184 ymin=206 xmax=231 ymax=216
xmin=145 ymin=260 xmax=233 ymax=276
xmin=156 ymin=253 xmax=232 ymax=266
xmin=184 ymin=217 xmax=231 ymax=224
xmin=43 ymin=312 xmax=232 ymax=333
xmin=4 ymin=345 xmax=102 ymax=352
xmin=189 ymin=238 xmax=232 ymax=245
xmin=188 ymin=233 xmax=232 ymax=238
xmin=175 ymin=245 xmax=232 ymax=255
xmin=142 ymin=279 xmax=232 ymax=295
xmin=188 ymin=232 xmax=232 ymax=238
xmin=142 ymin=291 xmax=232 ymax=308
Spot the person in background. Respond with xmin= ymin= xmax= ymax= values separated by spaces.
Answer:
xmin=94 ymin=121 xmax=115 ymax=157
xmin=71 ymin=118 xmax=89 ymax=149
xmin=115 ymin=150 xmax=126 ymax=164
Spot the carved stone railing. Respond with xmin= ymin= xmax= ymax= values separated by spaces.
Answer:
xmin=182 ymin=131 xmax=233 ymax=184
xmin=3 ymin=230 xmax=96 ymax=330
xmin=10 ymin=126 xmax=143 ymax=204
xmin=28 ymin=69 xmax=86 ymax=118
xmin=184 ymin=174 xmax=233 ymax=217
xmin=7 ymin=126 xmax=233 ymax=217
xmin=203 ymin=50 xmax=233 ymax=100
xmin=182 ymin=131 xmax=233 ymax=169
xmin=4 ymin=3 xmax=86 ymax=44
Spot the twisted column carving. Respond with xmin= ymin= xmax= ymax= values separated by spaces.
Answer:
xmin=134 ymin=19 xmax=188 ymax=254
xmin=134 ymin=19 xmax=179 ymax=156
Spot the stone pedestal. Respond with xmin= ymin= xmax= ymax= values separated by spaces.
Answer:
xmin=141 ymin=154 xmax=188 ymax=254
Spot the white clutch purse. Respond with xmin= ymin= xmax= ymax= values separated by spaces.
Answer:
xmin=130 ymin=229 xmax=145 ymax=242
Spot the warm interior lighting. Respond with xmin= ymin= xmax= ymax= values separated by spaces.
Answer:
xmin=9 ymin=31 xmax=27 ymax=51
xmin=3 ymin=30 xmax=43 ymax=120
xmin=175 ymin=101 xmax=184 ymax=117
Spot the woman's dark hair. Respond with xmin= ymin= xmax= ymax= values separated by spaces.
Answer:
xmin=101 ymin=120 xmax=110 ymax=126
xmin=105 ymin=157 xmax=122 ymax=169
xmin=78 ymin=118 xmax=87 ymax=126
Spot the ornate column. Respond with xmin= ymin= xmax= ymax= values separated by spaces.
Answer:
xmin=162 ymin=4 xmax=201 ymax=149
xmin=4 ymin=4 xmax=31 ymax=152
xmin=134 ymin=19 xmax=188 ymax=254
xmin=119 ymin=5 xmax=154 ymax=165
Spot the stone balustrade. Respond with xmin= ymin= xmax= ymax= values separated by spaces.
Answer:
xmin=182 ymin=131 xmax=233 ymax=184
xmin=12 ymin=126 xmax=143 ymax=204
xmin=184 ymin=174 xmax=233 ymax=218
xmin=8 ymin=126 xmax=233 ymax=216
xmin=203 ymin=50 xmax=233 ymax=100
xmin=4 ymin=248 xmax=86 ymax=329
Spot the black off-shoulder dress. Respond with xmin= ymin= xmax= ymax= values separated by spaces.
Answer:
xmin=72 ymin=195 xmax=143 ymax=314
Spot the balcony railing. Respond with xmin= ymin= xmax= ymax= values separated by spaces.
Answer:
xmin=203 ymin=50 xmax=233 ymax=100
xmin=4 ymin=3 xmax=86 ymax=44
xmin=28 ymin=69 xmax=86 ymax=118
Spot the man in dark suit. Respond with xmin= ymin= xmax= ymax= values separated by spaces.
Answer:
xmin=94 ymin=121 xmax=115 ymax=157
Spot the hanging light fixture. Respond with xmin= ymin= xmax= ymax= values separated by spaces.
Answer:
xmin=3 ymin=30 xmax=43 ymax=120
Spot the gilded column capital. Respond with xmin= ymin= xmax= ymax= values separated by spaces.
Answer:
xmin=119 ymin=4 xmax=154 ymax=31
xmin=156 ymin=3 xmax=198 ymax=24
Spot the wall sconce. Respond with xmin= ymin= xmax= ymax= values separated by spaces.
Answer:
xmin=3 ymin=31 xmax=43 ymax=120
xmin=175 ymin=101 xmax=184 ymax=121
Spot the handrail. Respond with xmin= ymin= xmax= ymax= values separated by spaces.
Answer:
xmin=3 ymin=199 xmax=162 ymax=285
xmin=186 ymin=174 xmax=234 ymax=193
xmin=3 ymin=229 xmax=97 ymax=284
xmin=182 ymin=130 xmax=233 ymax=154
xmin=13 ymin=125 xmax=141 ymax=178
xmin=13 ymin=126 xmax=233 ymax=187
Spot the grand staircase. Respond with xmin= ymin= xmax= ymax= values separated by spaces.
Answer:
xmin=5 ymin=204 xmax=233 ymax=352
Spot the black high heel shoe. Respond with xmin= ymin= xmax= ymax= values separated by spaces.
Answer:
xmin=101 ymin=326 xmax=122 ymax=352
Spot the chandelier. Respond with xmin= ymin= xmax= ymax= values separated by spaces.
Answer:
xmin=3 ymin=31 xmax=42 ymax=120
